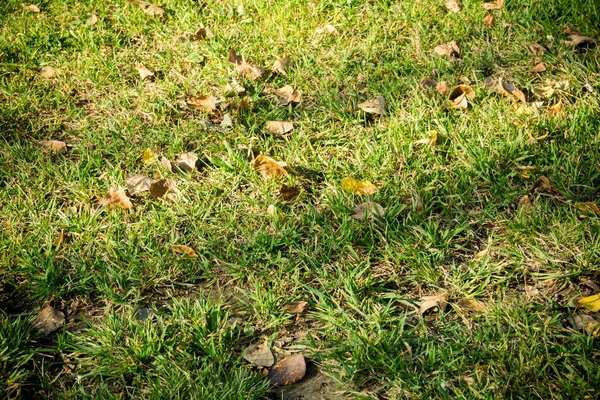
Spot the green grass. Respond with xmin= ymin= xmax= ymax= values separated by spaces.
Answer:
xmin=1 ymin=0 xmax=600 ymax=398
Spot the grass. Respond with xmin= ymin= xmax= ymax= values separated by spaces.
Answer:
xmin=1 ymin=0 xmax=600 ymax=398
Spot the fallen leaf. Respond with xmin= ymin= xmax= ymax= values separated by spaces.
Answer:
xmin=160 ymin=156 xmax=173 ymax=172
xmin=548 ymin=100 xmax=563 ymax=116
xmin=271 ymin=55 xmax=291 ymax=75
xmin=141 ymin=148 xmax=156 ymax=164
xmin=282 ymin=301 xmax=308 ymax=314
xmin=316 ymin=24 xmax=339 ymax=35
xmin=267 ymin=204 xmax=277 ymax=215
xmin=280 ymin=184 xmax=300 ymax=201
xmin=358 ymin=96 xmax=386 ymax=115
xmin=518 ymin=195 xmax=532 ymax=211
xmin=483 ymin=13 xmax=494 ymax=27
xmin=352 ymin=201 xmax=385 ymax=220
xmin=576 ymin=202 xmax=600 ymax=217
xmin=190 ymin=26 xmax=214 ymax=41
xmin=86 ymin=14 xmax=98 ymax=25
xmin=486 ymin=78 xmax=526 ymax=103
xmin=38 ymin=140 xmax=66 ymax=154
xmin=187 ymin=95 xmax=217 ymax=112
xmin=566 ymin=34 xmax=597 ymax=49
xmin=532 ymin=62 xmax=546 ymax=73
xmin=136 ymin=65 xmax=154 ymax=80
xmin=449 ymin=85 xmax=475 ymax=109
xmin=223 ymin=79 xmax=246 ymax=96
xmin=228 ymin=49 xmax=264 ymax=80
xmin=420 ymin=78 xmax=450 ymax=96
xmin=526 ymin=42 xmax=546 ymax=56
xmin=414 ymin=130 xmax=438 ymax=145
xmin=341 ymin=177 xmax=379 ymax=195
xmin=529 ymin=176 xmax=552 ymax=194
xmin=175 ymin=152 xmax=198 ymax=172
xmin=253 ymin=155 xmax=289 ymax=179
xmin=519 ymin=170 xmax=531 ymax=179
xmin=266 ymin=121 xmax=294 ymax=135
xmin=274 ymin=85 xmax=302 ymax=106
xmin=99 ymin=187 xmax=133 ymax=209
xmin=268 ymin=353 xmax=306 ymax=386
xmin=243 ymin=339 xmax=274 ymax=367
xmin=171 ymin=244 xmax=198 ymax=258
xmin=34 ymin=306 xmax=65 ymax=334
xmin=582 ymin=83 xmax=595 ymax=94
xmin=39 ymin=66 xmax=56 ymax=79
xmin=434 ymin=41 xmax=461 ymax=58
xmin=126 ymin=0 xmax=164 ymax=17
xmin=419 ymin=292 xmax=448 ymax=314
xmin=444 ymin=0 xmax=461 ymax=12
xmin=126 ymin=174 xmax=154 ymax=195
xmin=578 ymin=293 xmax=600 ymax=312
xmin=413 ymin=195 xmax=425 ymax=213
xmin=436 ymin=81 xmax=450 ymax=95
xmin=473 ymin=248 xmax=489 ymax=259
xmin=23 ymin=4 xmax=40 ymax=12
xmin=456 ymin=298 xmax=488 ymax=313
xmin=571 ymin=315 xmax=600 ymax=336
xmin=149 ymin=178 xmax=178 ymax=201
xmin=482 ymin=0 xmax=503 ymax=10
xmin=221 ymin=113 xmax=233 ymax=129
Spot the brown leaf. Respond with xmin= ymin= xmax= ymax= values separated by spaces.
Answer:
xmin=444 ymin=0 xmax=461 ymax=12
xmin=271 ymin=55 xmax=291 ymax=75
xmin=420 ymin=78 xmax=450 ymax=96
xmin=577 ymin=202 xmax=600 ymax=217
xmin=175 ymin=152 xmax=198 ymax=172
xmin=449 ymin=85 xmax=475 ymax=109
xmin=566 ymin=34 xmax=597 ymax=49
xmin=39 ymin=66 xmax=56 ymax=79
xmin=436 ymin=81 xmax=450 ymax=95
xmin=282 ymin=301 xmax=308 ymax=314
xmin=413 ymin=195 xmax=425 ymax=213
xmin=136 ymin=65 xmax=154 ymax=80
xmin=38 ymin=140 xmax=67 ymax=154
xmin=456 ymin=298 xmax=488 ymax=313
xmin=482 ymin=0 xmax=503 ymax=10
xmin=223 ymin=79 xmax=246 ymax=96
xmin=358 ymin=96 xmax=386 ymax=115
xmin=99 ymin=187 xmax=133 ymax=209
xmin=86 ymin=14 xmax=98 ymax=25
xmin=526 ymin=42 xmax=546 ymax=56
xmin=23 ymin=4 xmax=40 ymax=12
xmin=483 ymin=13 xmax=494 ymax=27
xmin=532 ymin=62 xmax=546 ymax=73
xmin=280 ymin=184 xmax=300 ymax=201
xmin=126 ymin=0 xmax=164 ymax=17
xmin=486 ymin=78 xmax=526 ymax=103
xmin=341 ymin=177 xmax=379 ymax=195
xmin=126 ymin=174 xmax=154 ymax=195
xmin=571 ymin=315 xmax=600 ymax=337
xmin=149 ymin=178 xmax=178 ymax=201
xmin=352 ymin=201 xmax=385 ymax=220
xmin=34 ymin=306 xmax=65 ymax=335
xmin=190 ymin=26 xmax=214 ymax=41
xmin=419 ymin=292 xmax=448 ymax=314
xmin=316 ymin=24 xmax=339 ymax=35
xmin=529 ymin=176 xmax=552 ymax=194
xmin=243 ymin=339 xmax=274 ymax=367
xmin=266 ymin=121 xmax=294 ymax=135
xmin=228 ymin=49 xmax=264 ymax=80
xmin=434 ymin=41 xmax=461 ymax=58
xmin=187 ymin=95 xmax=217 ymax=112
xmin=268 ymin=353 xmax=306 ymax=386
xmin=274 ymin=85 xmax=302 ymax=106
xmin=518 ymin=195 xmax=532 ymax=211
xmin=253 ymin=155 xmax=289 ymax=179
xmin=160 ymin=156 xmax=173 ymax=172
xmin=171 ymin=244 xmax=198 ymax=258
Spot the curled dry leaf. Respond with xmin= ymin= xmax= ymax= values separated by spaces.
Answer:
xmin=23 ymin=4 xmax=40 ymax=12
xmin=571 ymin=315 xmax=600 ymax=337
xmin=171 ymin=244 xmax=198 ymax=258
xmin=526 ymin=42 xmax=546 ymax=56
xmin=358 ymin=96 xmax=386 ymax=115
xmin=352 ymin=201 xmax=385 ymax=220
xmin=576 ymin=202 xmax=600 ymax=217
xmin=243 ymin=339 xmax=274 ymax=367
xmin=419 ymin=292 xmax=448 ymax=314
xmin=532 ymin=62 xmax=546 ymax=73
xmin=149 ymin=178 xmax=179 ymax=201
xmin=271 ymin=55 xmax=291 ymax=75
xmin=274 ymin=85 xmax=302 ymax=106
xmin=126 ymin=174 xmax=154 ymax=195
xmin=449 ymin=85 xmax=475 ymax=109
xmin=253 ymin=155 xmax=289 ymax=179
xmin=34 ymin=306 xmax=65 ymax=335
xmin=456 ymin=298 xmax=488 ymax=313
xmin=566 ymin=34 xmax=597 ymax=49
xmin=341 ymin=177 xmax=379 ymax=195
xmin=316 ymin=24 xmax=339 ymax=35
xmin=39 ymin=66 xmax=56 ymax=79
xmin=190 ymin=26 xmax=214 ymax=41
xmin=282 ymin=301 xmax=308 ymax=314
xmin=547 ymin=100 xmax=563 ymax=117
xmin=223 ymin=78 xmax=245 ymax=96
xmin=228 ymin=49 xmax=264 ymax=81
xmin=38 ymin=140 xmax=66 ymax=154
xmin=434 ymin=41 xmax=461 ymax=58
xmin=136 ymin=65 xmax=154 ymax=80
xmin=175 ymin=152 xmax=198 ymax=172
xmin=187 ymin=95 xmax=217 ymax=112
xmin=126 ymin=0 xmax=164 ymax=17
xmin=518 ymin=195 xmax=532 ymax=211
xmin=482 ymin=0 xmax=503 ymax=10
xmin=86 ymin=14 xmax=98 ymax=25
xmin=483 ymin=13 xmax=494 ymax=27
xmin=99 ymin=187 xmax=133 ymax=209
xmin=141 ymin=148 xmax=156 ymax=164
xmin=529 ymin=176 xmax=552 ymax=195
xmin=266 ymin=121 xmax=294 ymax=135
xmin=280 ymin=184 xmax=300 ymax=201
xmin=268 ymin=353 xmax=306 ymax=386
xmin=444 ymin=0 xmax=461 ymax=12
xmin=578 ymin=293 xmax=600 ymax=312
xmin=486 ymin=78 xmax=526 ymax=103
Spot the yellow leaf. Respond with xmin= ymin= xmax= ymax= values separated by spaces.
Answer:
xmin=171 ymin=244 xmax=198 ymax=258
xmin=341 ymin=177 xmax=379 ymax=195
xmin=519 ymin=171 xmax=531 ymax=179
xmin=578 ymin=293 xmax=600 ymax=312
xmin=253 ymin=155 xmax=289 ymax=179
xmin=141 ymin=149 xmax=156 ymax=164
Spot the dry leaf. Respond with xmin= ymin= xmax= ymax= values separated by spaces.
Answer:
xmin=358 ymin=96 xmax=386 ymax=115
xmin=268 ymin=353 xmax=306 ymax=386
xmin=419 ymin=292 xmax=448 ymax=314
xmin=548 ymin=100 xmax=563 ymax=117
xmin=413 ymin=195 xmax=425 ymax=213
xmin=221 ymin=113 xmax=233 ymax=129
xmin=449 ymin=85 xmax=475 ymax=109
xmin=316 ymin=24 xmax=339 ymax=35
xmin=141 ymin=148 xmax=156 ymax=164
xmin=486 ymin=78 xmax=526 ymax=103
xmin=266 ymin=204 xmax=277 ymax=215
xmin=482 ymin=0 xmax=503 ymax=10
xmin=187 ymin=95 xmax=217 ymax=112
xmin=529 ymin=176 xmax=552 ymax=194
xmin=99 ymin=187 xmax=133 ymax=209
xmin=39 ymin=66 xmax=56 ymax=79
xmin=86 ymin=14 xmax=98 ymax=25
xmin=126 ymin=174 xmax=154 ymax=195
xmin=282 ymin=301 xmax=308 ymax=314
xmin=352 ymin=201 xmax=385 ymax=220
xmin=175 ymin=152 xmax=198 ymax=172
xmin=473 ymin=248 xmax=489 ymax=259
xmin=436 ymin=81 xmax=450 ymax=95
xmin=483 ymin=13 xmax=494 ymax=27
xmin=38 ymin=140 xmax=66 ymax=154
xmin=420 ymin=78 xmax=450 ymax=96
xmin=415 ymin=130 xmax=438 ymax=146
xmin=280 ymin=184 xmax=300 ymax=201
xmin=171 ymin=244 xmax=198 ymax=258
xmin=532 ymin=62 xmax=546 ymax=73
xmin=136 ymin=65 xmax=154 ymax=80
xmin=34 ymin=306 xmax=65 ymax=335
xmin=160 ymin=156 xmax=172 ymax=172
xmin=266 ymin=121 xmax=294 ymax=135
xmin=271 ymin=55 xmax=291 ymax=75
xmin=149 ymin=178 xmax=178 ymax=201
xmin=434 ymin=41 xmax=461 ymax=58
xmin=518 ymin=195 xmax=532 ymax=211
xmin=444 ymin=0 xmax=461 ymax=12
xmin=243 ymin=339 xmax=274 ymax=367
xmin=571 ymin=315 xmax=600 ymax=337
xmin=526 ymin=42 xmax=546 ymax=56
xmin=578 ymin=293 xmax=600 ymax=312
xmin=190 ymin=26 xmax=214 ymax=41
xmin=274 ymin=85 xmax=302 ymax=106
xmin=519 ymin=170 xmax=531 ymax=179
xmin=576 ymin=202 xmax=600 ymax=217
xmin=23 ymin=4 xmax=40 ymax=12
xmin=126 ymin=0 xmax=164 ymax=17
xmin=223 ymin=79 xmax=246 ymax=96
xmin=341 ymin=177 xmax=378 ymax=195
xmin=253 ymin=155 xmax=289 ymax=179
xmin=456 ymin=298 xmax=488 ymax=313
xmin=228 ymin=49 xmax=264 ymax=80
xmin=566 ymin=34 xmax=597 ymax=49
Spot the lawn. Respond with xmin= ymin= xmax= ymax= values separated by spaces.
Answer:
xmin=1 ymin=0 xmax=600 ymax=398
